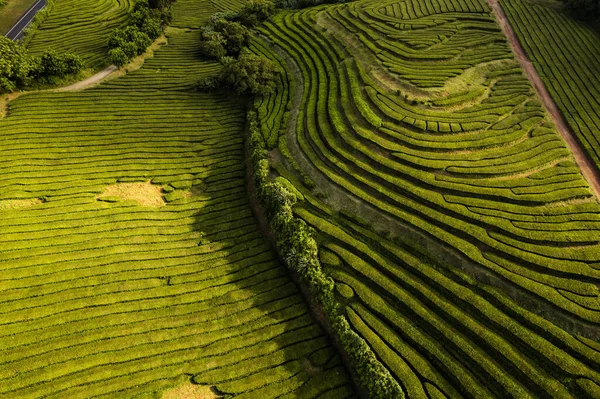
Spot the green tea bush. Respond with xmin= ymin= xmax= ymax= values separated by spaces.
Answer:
xmin=246 ymin=110 xmax=405 ymax=399
xmin=0 ymin=37 xmax=83 ymax=93
xmin=106 ymin=0 xmax=174 ymax=67
xmin=218 ymin=50 xmax=279 ymax=95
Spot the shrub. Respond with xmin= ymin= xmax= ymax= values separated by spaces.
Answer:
xmin=107 ymin=26 xmax=152 ymax=65
xmin=237 ymin=0 xmax=275 ymax=26
xmin=0 ymin=37 xmax=36 ymax=92
xmin=213 ymin=19 xmax=250 ymax=56
xmin=218 ymin=49 xmax=279 ymax=96
xmin=108 ymin=47 xmax=129 ymax=67
xmin=0 ymin=37 xmax=83 ymax=92
xmin=199 ymin=29 xmax=227 ymax=59
xmin=36 ymin=50 xmax=84 ymax=79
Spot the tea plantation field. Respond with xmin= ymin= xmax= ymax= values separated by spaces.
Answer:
xmin=253 ymin=0 xmax=600 ymax=396
xmin=499 ymin=0 xmax=600 ymax=170
xmin=0 ymin=0 xmax=355 ymax=398
xmin=25 ymin=0 xmax=133 ymax=68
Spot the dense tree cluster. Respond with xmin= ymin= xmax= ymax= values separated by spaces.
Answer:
xmin=0 ymin=37 xmax=84 ymax=93
xmin=197 ymin=1 xmax=279 ymax=96
xmin=107 ymin=0 xmax=174 ymax=67
xmin=218 ymin=50 xmax=279 ymax=95
xmin=199 ymin=19 xmax=250 ymax=59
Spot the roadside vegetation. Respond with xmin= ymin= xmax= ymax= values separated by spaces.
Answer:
xmin=0 ymin=36 xmax=83 ymax=93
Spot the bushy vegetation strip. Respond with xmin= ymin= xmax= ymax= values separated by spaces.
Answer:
xmin=246 ymin=110 xmax=404 ymax=399
xmin=0 ymin=36 xmax=83 ymax=93
xmin=248 ymin=0 xmax=600 ymax=395
xmin=0 ymin=0 xmax=356 ymax=397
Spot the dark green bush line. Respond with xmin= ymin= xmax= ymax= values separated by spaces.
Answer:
xmin=107 ymin=0 xmax=175 ymax=67
xmin=245 ymin=110 xmax=405 ymax=399
xmin=0 ymin=37 xmax=84 ymax=94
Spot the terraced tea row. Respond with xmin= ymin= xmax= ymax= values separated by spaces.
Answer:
xmin=25 ymin=0 xmax=133 ymax=68
xmin=0 ymin=88 xmax=354 ymax=399
xmin=498 ymin=0 xmax=600 ymax=170
xmin=0 ymin=0 xmax=356 ymax=397
xmin=255 ymin=0 xmax=600 ymax=395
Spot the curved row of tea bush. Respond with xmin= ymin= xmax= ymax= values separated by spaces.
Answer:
xmin=499 ymin=0 xmax=600 ymax=170
xmin=25 ymin=0 xmax=133 ymax=68
xmin=0 ymin=0 xmax=356 ymax=397
xmin=253 ymin=0 xmax=600 ymax=396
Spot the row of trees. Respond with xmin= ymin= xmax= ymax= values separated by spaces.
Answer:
xmin=198 ymin=0 xmax=280 ymax=96
xmin=0 ymin=37 xmax=84 ymax=93
xmin=107 ymin=0 xmax=175 ymax=66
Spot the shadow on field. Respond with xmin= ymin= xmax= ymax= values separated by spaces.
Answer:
xmin=180 ymin=131 xmax=345 ymax=397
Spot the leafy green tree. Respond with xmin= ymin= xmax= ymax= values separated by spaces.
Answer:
xmin=0 ymin=37 xmax=36 ymax=93
xmin=236 ymin=0 xmax=275 ymax=26
xmin=108 ymin=26 xmax=151 ymax=65
xmin=218 ymin=49 xmax=279 ymax=95
xmin=213 ymin=19 xmax=250 ymax=56
xmin=37 ymin=50 xmax=84 ymax=78
xmin=199 ymin=29 xmax=227 ymax=59
xmin=108 ymin=48 xmax=129 ymax=67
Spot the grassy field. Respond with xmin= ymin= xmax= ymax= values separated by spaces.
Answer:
xmin=24 ymin=0 xmax=133 ymax=68
xmin=252 ymin=0 xmax=600 ymax=395
xmin=499 ymin=0 xmax=600 ymax=170
xmin=0 ymin=0 xmax=357 ymax=397
xmin=0 ymin=0 xmax=37 ymax=34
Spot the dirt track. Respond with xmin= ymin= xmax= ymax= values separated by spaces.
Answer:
xmin=57 ymin=65 xmax=118 ymax=91
xmin=487 ymin=0 xmax=600 ymax=199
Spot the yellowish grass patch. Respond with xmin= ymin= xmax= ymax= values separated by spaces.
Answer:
xmin=161 ymin=382 xmax=222 ymax=399
xmin=97 ymin=180 xmax=165 ymax=207
xmin=0 ymin=198 xmax=42 ymax=210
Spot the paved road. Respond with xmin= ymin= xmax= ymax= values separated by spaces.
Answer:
xmin=5 ymin=0 xmax=46 ymax=41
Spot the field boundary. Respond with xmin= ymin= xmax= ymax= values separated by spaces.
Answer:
xmin=487 ymin=0 xmax=600 ymax=200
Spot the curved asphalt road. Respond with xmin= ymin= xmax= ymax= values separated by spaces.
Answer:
xmin=5 ymin=0 xmax=46 ymax=41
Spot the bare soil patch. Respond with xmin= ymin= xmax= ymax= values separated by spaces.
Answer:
xmin=0 ymin=198 xmax=42 ymax=210
xmin=161 ymin=382 xmax=222 ymax=399
xmin=97 ymin=180 xmax=165 ymax=207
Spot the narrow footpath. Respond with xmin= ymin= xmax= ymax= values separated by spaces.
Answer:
xmin=487 ymin=0 xmax=600 ymax=199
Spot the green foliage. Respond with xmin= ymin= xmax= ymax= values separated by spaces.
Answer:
xmin=236 ymin=0 xmax=276 ymax=26
xmin=246 ymin=110 xmax=405 ymax=399
xmin=0 ymin=37 xmax=36 ymax=92
xmin=106 ymin=0 xmax=174 ymax=67
xmin=213 ymin=19 xmax=250 ymax=56
xmin=0 ymin=37 xmax=83 ymax=93
xmin=36 ymin=50 xmax=85 ymax=80
xmin=218 ymin=49 xmax=279 ymax=96
xmin=107 ymin=26 xmax=151 ymax=65
xmin=199 ymin=19 xmax=249 ymax=59
xmin=199 ymin=29 xmax=227 ymax=59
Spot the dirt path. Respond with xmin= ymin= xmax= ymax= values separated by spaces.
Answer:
xmin=487 ymin=0 xmax=600 ymax=200
xmin=56 ymin=65 xmax=118 ymax=91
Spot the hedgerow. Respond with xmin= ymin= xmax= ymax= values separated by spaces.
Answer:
xmin=0 ymin=37 xmax=83 ymax=93
xmin=0 ymin=0 xmax=356 ymax=397
xmin=247 ymin=110 xmax=405 ymax=399
xmin=250 ymin=0 xmax=600 ymax=396
xmin=107 ymin=0 xmax=174 ymax=67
